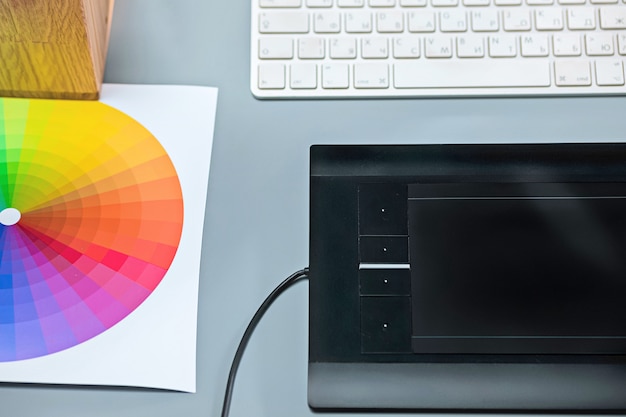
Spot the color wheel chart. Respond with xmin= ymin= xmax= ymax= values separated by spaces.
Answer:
xmin=0 ymin=97 xmax=184 ymax=362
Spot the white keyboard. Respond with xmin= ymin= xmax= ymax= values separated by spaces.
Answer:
xmin=251 ymin=0 xmax=626 ymax=98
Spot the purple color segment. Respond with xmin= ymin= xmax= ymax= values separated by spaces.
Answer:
xmin=12 ymin=227 xmax=78 ymax=354
xmin=0 ymin=323 xmax=16 ymax=361
xmin=0 ymin=226 xmax=16 ymax=361
xmin=14 ymin=319 xmax=47 ymax=361
xmin=20 ymin=235 xmax=108 ymax=343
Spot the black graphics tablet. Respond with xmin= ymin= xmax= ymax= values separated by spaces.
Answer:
xmin=309 ymin=144 xmax=626 ymax=411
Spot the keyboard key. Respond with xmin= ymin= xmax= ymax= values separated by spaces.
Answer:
xmin=599 ymin=7 xmax=626 ymax=29
xmin=322 ymin=63 xmax=350 ymax=87
xmin=400 ymin=0 xmax=428 ymax=5
xmin=338 ymin=0 xmax=365 ymax=5
xmin=291 ymin=64 xmax=318 ymax=88
xmin=259 ymin=38 xmax=294 ymax=59
xmin=595 ymin=60 xmax=625 ymax=85
xmin=489 ymin=35 xmax=517 ymax=56
xmin=432 ymin=0 xmax=459 ymax=5
xmin=495 ymin=0 xmax=522 ymax=5
xmin=585 ymin=34 xmax=615 ymax=56
xmin=362 ymin=38 xmax=389 ymax=58
xmin=258 ymin=64 xmax=286 ymax=88
xmin=554 ymin=61 xmax=591 ymax=86
xmin=553 ymin=34 xmax=582 ymax=56
xmin=457 ymin=36 xmax=485 ymax=57
xmin=307 ymin=0 xmax=334 ymax=6
xmin=503 ymin=10 xmax=531 ymax=31
xmin=330 ymin=38 xmax=358 ymax=58
xmin=471 ymin=10 xmax=499 ymax=32
xmin=260 ymin=0 xmax=302 ymax=7
xmin=377 ymin=12 xmax=405 ymax=32
xmin=464 ymin=0 xmax=491 ymax=5
xmin=425 ymin=37 xmax=453 ymax=57
xmin=354 ymin=63 xmax=390 ymax=87
xmin=259 ymin=12 xmax=309 ymax=33
xmin=393 ymin=37 xmax=421 ymax=57
xmin=440 ymin=10 xmax=468 ymax=32
xmin=534 ymin=9 xmax=564 ymax=30
xmin=527 ymin=0 xmax=553 ymax=5
xmin=346 ymin=12 xmax=373 ymax=32
xmin=567 ymin=8 xmax=596 ymax=30
xmin=299 ymin=38 xmax=326 ymax=58
xmin=370 ymin=0 xmax=396 ymax=5
xmin=314 ymin=12 xmax=342 ymax=32
xmin=393 ymin=60 xmax=551 ymax=87
xmin=408 ymin=11 xmax=436 ymax=32
xmin=521 ymin=34 xmax=550 ymax=56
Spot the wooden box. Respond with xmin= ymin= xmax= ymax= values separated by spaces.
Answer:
xmin=0 ymin=0 xmax=115 ymax=100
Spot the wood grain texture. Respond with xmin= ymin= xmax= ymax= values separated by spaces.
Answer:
xmin=0 ymin=0 xmax=114 ymax=100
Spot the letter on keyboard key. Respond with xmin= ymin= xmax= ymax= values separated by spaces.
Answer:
xmin=393 ymin=61 xmax=551 ymax=88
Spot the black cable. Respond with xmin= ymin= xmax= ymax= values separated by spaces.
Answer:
xmin=220 ymin=267 xmax=310 ymax=417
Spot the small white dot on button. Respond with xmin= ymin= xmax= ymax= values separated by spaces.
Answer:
xmin=382 ymin=247 xmax=387 ymax=252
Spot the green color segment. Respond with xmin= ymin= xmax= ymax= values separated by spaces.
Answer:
xmin=0 ymin=98 xmax=30 ymax=209
xmin=0 ymin=99 xmax=7 ymax=209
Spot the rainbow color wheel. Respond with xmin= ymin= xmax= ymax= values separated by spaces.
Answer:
xmin=0 ymin=98 xmax=184 ymax=362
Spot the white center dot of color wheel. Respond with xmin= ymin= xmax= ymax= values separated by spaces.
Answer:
xmin=0 ymin=208 xmax=21 ymax=226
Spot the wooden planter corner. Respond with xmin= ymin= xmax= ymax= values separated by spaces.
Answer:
xmin=0 ymin=0 xmax=115 ymax=100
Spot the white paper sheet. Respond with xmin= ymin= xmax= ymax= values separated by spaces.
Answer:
xmin=0 ymin=84 xmax=217 ymax=393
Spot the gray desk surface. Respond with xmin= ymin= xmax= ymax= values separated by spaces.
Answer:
xmin=1 ymin=1 xmax=625 ymax=416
